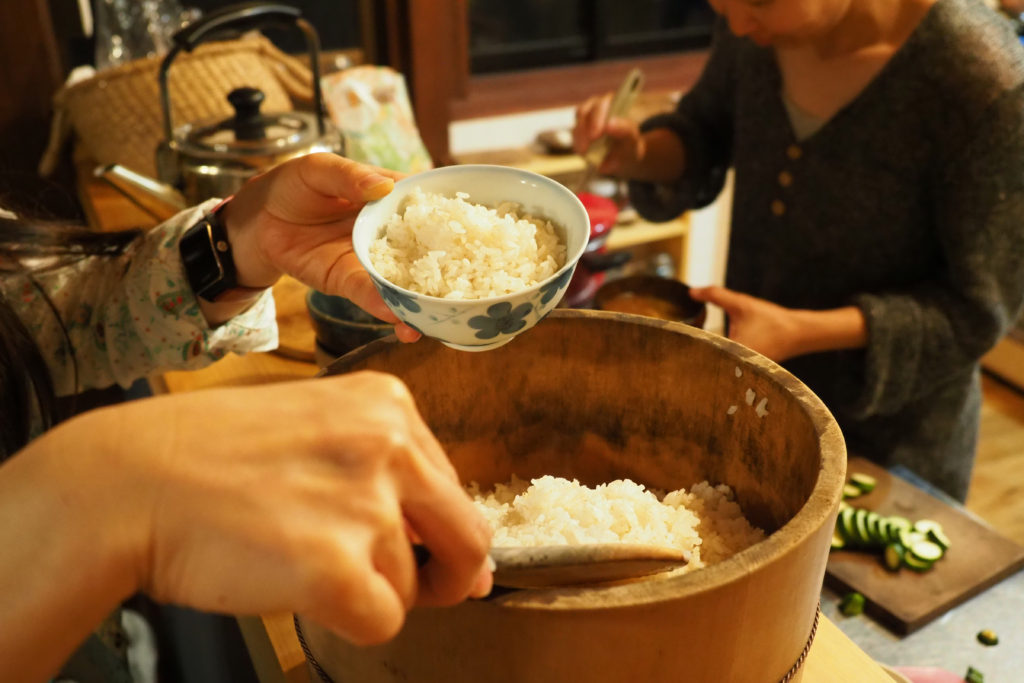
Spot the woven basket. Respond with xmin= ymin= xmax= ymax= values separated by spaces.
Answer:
xmin=40 ymin=34 xmax=313 ymax=178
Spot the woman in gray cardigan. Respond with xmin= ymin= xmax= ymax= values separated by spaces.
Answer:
xmin=575 ymin=0 xmax=1024 ymax=501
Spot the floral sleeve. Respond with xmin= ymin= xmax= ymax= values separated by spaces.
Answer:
xmin=1 ymin=200 xmax=277 ymax=396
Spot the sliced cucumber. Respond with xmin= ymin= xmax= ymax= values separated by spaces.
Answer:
xmin=843 ymin=483 xmax=863 ymax=499
xmin=883 ymin=543 xmax=904 ymax=572
xmin=876 ymin=518 xmax=892 ymax=542
xmin=888 ymin=518 xmax=913 ymax=532
xmin=898 ymin=528 xmax=925 ymax=549
xmin=926 ymin=527 xmax=951 ymax=551
xmin=976 ymin=629 xmax=998 ymax=646
xmin=909 ymin=539 xmax=944 ymax=563
xmin=965 ymin=666 xmax=984 ymax=683
xmin=913 ymin=519 xmax=942 ymax=535
xmin=850 ymin=472 xmax=877 ymax=493
xmin=854 ymin=509 xmax=872 ymax=546
xmin=902 ymin=553 xmax=935 ymax=572
xmin=837 ymin=507 xmax=858 ymax=544
xmin=839 ymin=591 xmax=865 ymax=616
xmin=867 ymin=512 xmax=886 ymax=545
xmin=831 ymin=506 xmax=950 ymax=570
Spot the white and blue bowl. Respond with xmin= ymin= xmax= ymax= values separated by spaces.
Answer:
xmin=352 ymin=164 xmax=590 ymax=351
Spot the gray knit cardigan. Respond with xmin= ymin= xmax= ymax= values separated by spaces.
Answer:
xmin=630 ymin=0 xmax=1024 ymax=501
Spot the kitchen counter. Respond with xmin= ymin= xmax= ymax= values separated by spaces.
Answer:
xmin=824 ymin=467 xmax=1024 ymax=681
xmin=823 ymin=572 xmax=1023 ymax=681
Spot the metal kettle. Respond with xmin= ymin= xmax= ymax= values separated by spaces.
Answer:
xmin=99 ymin=2 xmax=343 ymax=217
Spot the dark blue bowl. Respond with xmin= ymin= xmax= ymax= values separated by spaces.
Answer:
xmin=306 ymin=290 xmax=394 ymax=358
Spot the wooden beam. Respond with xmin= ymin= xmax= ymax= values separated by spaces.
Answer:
xmin=0 ymin=0 xmax=65 ymax=174
xmin=404 ymin=0 xmax=465 ymax=165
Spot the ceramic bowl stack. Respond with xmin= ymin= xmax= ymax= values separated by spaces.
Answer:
xmin=305 ymin=289 xmax=393 ymax=363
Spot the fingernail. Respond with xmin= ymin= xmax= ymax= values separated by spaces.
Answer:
xmin=486 ymin=554 xmax=496 ymax=573
xmin=360 ymin=176 xmax=394 ymax=201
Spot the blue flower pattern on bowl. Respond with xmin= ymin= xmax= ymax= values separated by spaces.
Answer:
xmin=538 ymin=267 xmax=574 ymax=306
xmin=468 ymin=302 xmax=534 ymax=340
xmin=375 ymin=279 xmax=422 ymax=313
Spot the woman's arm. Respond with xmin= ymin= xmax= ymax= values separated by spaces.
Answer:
xmin=573 ymin=21 xmax=736 ymax=199
xmin=627 ymin=20 xmax=740 ymax=221
xmin=690 ymin=286 xmax=868 ymax=362
xmin=0 ymin=372 xmax=492 ymax=682
xmin=3 ymin=155 xmax=419 ymax=395
xmin=0 ymin=423 xmax=137 ymax=683
xmin=847 ymin=85 xmax=1024 ymax=417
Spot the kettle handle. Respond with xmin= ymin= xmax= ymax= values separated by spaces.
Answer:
xmin=172 ymin=3 xmax=301 ymax=49
xmin=157 ymin=2 xmax=327 ymax=144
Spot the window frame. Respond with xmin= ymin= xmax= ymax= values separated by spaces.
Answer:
xmin=366 ymin=0 xmax=709 ymax=164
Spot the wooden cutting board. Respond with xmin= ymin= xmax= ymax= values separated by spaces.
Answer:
xmin=825 ymin=456 xmax=1024 ymax=634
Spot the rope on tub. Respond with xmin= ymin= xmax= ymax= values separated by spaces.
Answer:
xmin=779 ymin=602 xmax=822 ymax=683
xmin=294 ymin=614 xmax=335 ymax=683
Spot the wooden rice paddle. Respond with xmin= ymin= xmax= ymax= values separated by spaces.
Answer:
xmin=415 ymin=543 xmax=690 ymax=590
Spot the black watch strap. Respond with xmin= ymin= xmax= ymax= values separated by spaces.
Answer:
xmin=179 ymin=205 xmax=238 ymax=302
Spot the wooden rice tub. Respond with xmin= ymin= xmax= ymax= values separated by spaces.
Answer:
xmin=297 ymin=310 xmax=846 ymax=682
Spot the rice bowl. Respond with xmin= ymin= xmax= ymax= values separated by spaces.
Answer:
xmin=369 ymin=188 xmax=567 ymax=299
xmin=351 ymin=164 xmax=590 ymax=351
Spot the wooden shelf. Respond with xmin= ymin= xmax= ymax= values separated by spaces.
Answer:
xmin=606 ymin=216 xmax=688 ymax=251
xmin=455 ymin=147 xmax=588 ymax=178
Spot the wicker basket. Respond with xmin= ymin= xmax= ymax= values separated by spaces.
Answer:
xmin=40 ymin=34 xmax=313 ymax=178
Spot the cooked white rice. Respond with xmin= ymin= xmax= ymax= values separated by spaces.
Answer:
xmin=368 ymin=187 xmax=566 ymax=299
xmin=468 ymin=475 xmax=765 ymax=571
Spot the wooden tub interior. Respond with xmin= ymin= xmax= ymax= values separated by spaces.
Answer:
xmin=301 ymin=310 xmax=846 ymax=683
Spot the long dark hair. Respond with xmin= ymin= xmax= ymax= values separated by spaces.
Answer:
xmin=0 ymin=215 xmax=141 ymax=456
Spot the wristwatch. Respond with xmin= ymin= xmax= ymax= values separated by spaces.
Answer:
xmin=179 ymin=203 xmax=239 ymax=302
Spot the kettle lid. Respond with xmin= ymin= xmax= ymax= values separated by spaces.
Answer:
xmin=175 ymin=87 xmax=328 ymax=160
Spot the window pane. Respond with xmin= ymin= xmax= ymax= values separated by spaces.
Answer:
xmin=603 ymin=0 xmax=715 ymax=56
xmin=469 ymin=0 xmax=589 ymax=73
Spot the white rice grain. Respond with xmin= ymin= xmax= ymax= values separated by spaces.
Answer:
xmin=468 ymin=475 xmax=765 ymax=572
xmin=369 ymin=188 xmax=566 ymax=299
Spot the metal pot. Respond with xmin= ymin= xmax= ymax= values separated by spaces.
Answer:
xmin=99 ymin=2 xmax=342 ymax=214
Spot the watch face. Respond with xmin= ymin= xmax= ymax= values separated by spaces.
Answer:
xmin=180 ymin=219 xmax=230 ymax=300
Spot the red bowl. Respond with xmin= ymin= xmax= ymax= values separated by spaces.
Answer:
xmin=577 ymin=192 xmax=618 ymax=241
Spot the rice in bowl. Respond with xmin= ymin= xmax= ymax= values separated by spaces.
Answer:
xmin=368 ymin=187 xmax=567 ymax=300
xmin=468 ymin=475 xmax=766 ymax=571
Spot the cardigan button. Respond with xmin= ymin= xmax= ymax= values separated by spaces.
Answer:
xmin=778 ymin=170 xmax=793 ymax=187
xmin=771 ymin=199 xmax=786 ymax=216
xmin=786 ymin=144 xmax=803 ymax=160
